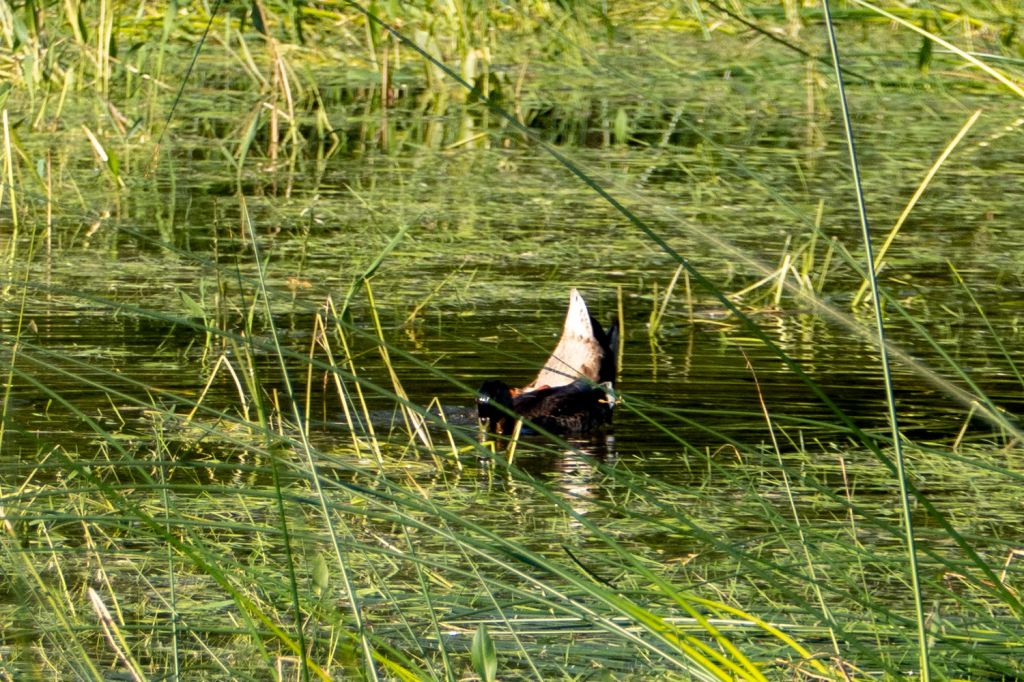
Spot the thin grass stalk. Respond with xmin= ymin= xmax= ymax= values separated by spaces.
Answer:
xmin=814 ymin=237 xmax=834 ymax=294
xmin=744 ymin=352 xmax=842 ymax=659
xmin=338 ymin=222 xmax=412 ymax=319
xmin=649 ymin=264 xmax=683 ymax=335
xmin=96 ymin=0 xmax=110 ymax=95
xmin=773 ymin=253 xmax=790 ymax=306
xmin=948 ymin=263 xmax=1024 ymax=389
xmin=184 ymin=353 xmax=250 ymax=424
xmin=616 ymin=284 xmax=625 ymax=374
xmin=683 ymin=269 xmax=693 ymax=322
xmin=315 ymin=303 xmax=384 ymax=464
xmin=45 ymin=150 xmax=52 ymax=258
xmin=238 ymin=198 xmax=328 ymax=682
xmin=153 ymin=1 xmax=177 ymax=91
xmin=82 ymin=124 xmax=124 ymax=188
xmin=85 ymin=504 xmax=134 ymax=647
xmin=364 ymin=278 xmax=432 ymax=450
xmin=402 ymin=526 xmax=455 ymax=682
xmin=151 ymin=0 xmax=224 ymax=166
xmin=87 ymin=588 xmax=146 ymax=682
xmin=849 ymin=0 xmax=1024 ymax=99
xmin=952 ymin=403 xmax=977 ymax=452
xmin=231 ymin=19 xmax=271 ymax=89
xmin=425 ymin=396 xmax=462 ymax=469
xmin=2 ymin=110 xmax=17 ymax=277
xmin=505 ymin=418 xmax=523 ymax=464
xmin=852 ymin=109 xmax=982 ymax=306
xmin=154 ymin=433 xmax=182 ymax=681
xmin=448 ymin=537 xmax=544 ymax=680
xmin=0 ymin=142 xmax=39 ymax=467
xmin=729 ymin=265 xmax=785 ymax=300
xmin=275 ymin=37 xmax=301 ymax=160
xmin=0 ymin=3 xmax=14 ymax=46
xmin=61 ymin=0 xmax=84 ymax=44
xmin=836 ymin=453 xmax=884 ymax=647
xmin=240 ymin=233 xmax=310 ymax=682
xmin=810 ymin=200 xmax=834 ymax=293
xmin=404 ymin=270 xmax=461 ymax=325
xmin=822 ymin=2 xmax=930 ymax=678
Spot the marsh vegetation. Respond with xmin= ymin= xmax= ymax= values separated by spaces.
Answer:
xmin=1 ymin=1 xmax=1023 ymax=679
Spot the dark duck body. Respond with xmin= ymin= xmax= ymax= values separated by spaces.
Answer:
xmin=478 ymin=289 xmax=619 ymax=437
xmin=478 ymin=379 xmax=615 ymax=436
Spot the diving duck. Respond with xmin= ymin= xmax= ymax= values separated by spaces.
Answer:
xmin=477 ymin=379 xmax=616 ymax=436
xmin=478 ymin=289 xmax=619 ymax=436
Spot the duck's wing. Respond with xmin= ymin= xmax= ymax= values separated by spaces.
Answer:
xmin=513 ymin=380 xmax=614 ymax=434
xmin=523 ymin=289 xmax=606 ymax=392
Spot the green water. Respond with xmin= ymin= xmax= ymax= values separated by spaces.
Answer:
xmin=2 ymin=5 xmax=1023 ymax=679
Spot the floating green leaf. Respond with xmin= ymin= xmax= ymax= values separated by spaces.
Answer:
xmin=471 ymin=623 xmax=496 ymax=682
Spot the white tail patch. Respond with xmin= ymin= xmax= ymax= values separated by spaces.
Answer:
xmin=523 ymin=288 xmax=603 ymax=391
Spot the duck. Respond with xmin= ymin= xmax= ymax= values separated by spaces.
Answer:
xmin=477 ymin=289 xmax=619 ymax=436
xmin=477 ymin=378 xmax=616 ymax=437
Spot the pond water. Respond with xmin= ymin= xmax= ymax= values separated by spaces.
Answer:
xmin=2 ymin=12 xmax=1024 ymax=679
xmin=7 ymin=132 xmax=1022 ymax=462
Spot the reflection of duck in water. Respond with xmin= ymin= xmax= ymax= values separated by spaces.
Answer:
xmin=478 ymin=289 xmax=618 ymax=436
